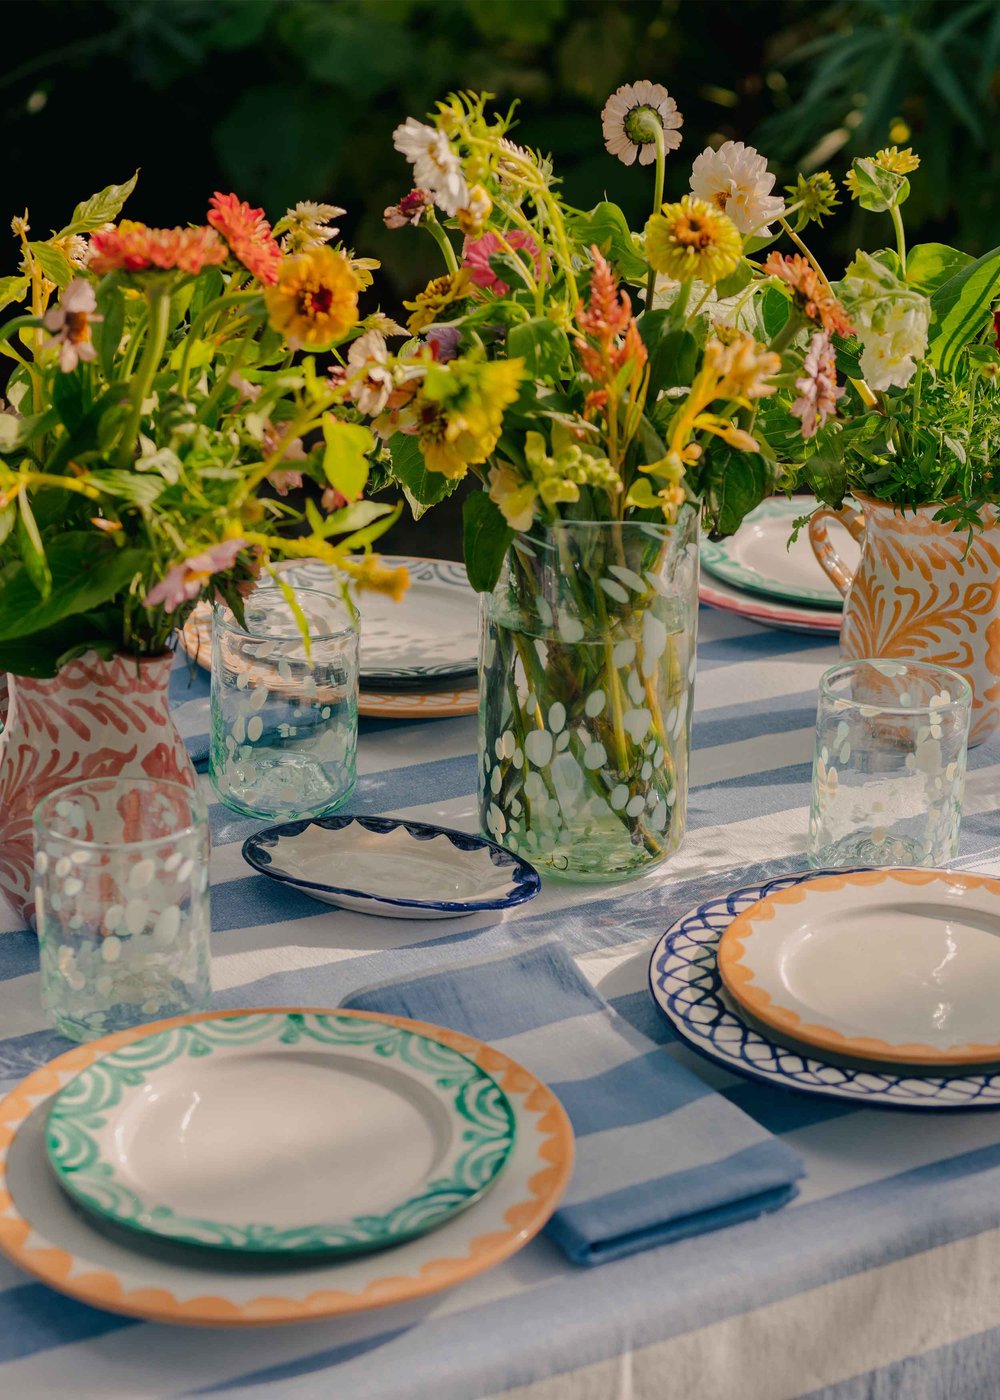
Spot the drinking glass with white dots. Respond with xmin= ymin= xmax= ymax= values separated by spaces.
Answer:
xmin=808 ymin=659 xmax=971 ymax=869
xmin=34 ymin=777 xmax=210 ymax=1041
xmin=210 ymin=586 xmax=359 ymax=820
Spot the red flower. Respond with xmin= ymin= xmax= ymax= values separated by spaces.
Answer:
xmin=208 ymin=193 xmax=282 ymax=286
xmin=89 ymin=223 xmax=227 ymax=276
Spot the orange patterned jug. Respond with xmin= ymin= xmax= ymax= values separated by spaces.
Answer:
xmin=809 ymin=498 xmax=1000 ymax=746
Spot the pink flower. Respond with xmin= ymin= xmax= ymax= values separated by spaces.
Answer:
xmin=384 ymin=189 xmax=433 ymax=229
xmin=267 ymin=469 xmax=304 ymax=496
xmin=791 ymin=331 xmax=844 ymax=439
xmin=462 ymin=230 xmax=541 ymax=295
xmin=43 ymin=279 xmax=103 ymax=373
xmin=144 ymin=539 xmax=247 ymax=613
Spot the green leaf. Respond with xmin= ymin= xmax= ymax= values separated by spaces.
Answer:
xmin=56 ymin=173 xmax=139 ymax=238
xmin=97 ymin=280 xmax=126 ymax=381
xmin=845 ymin=158 xmax=909 ymax=213
xmin=16 ymin=494 xmax=50 ymax=598
xmin=638 ymin=315 xmax=697 ymax=396
xmin=388 ymin=432 xmax=460 ymax=520
xmin=0 ymin=275 xmax=29 ymax=313
xmin=832 ymin=332 xmax=864 ymax=381
xmin=90 ymin=470 xmax=165 ymax=506
xmin=28 ymin=242 xmax=74 ymax=289
xmin=905 ymin=244 xmax=974 ymax=294
xmin=0 ymin=501 xmax=14 ymax=547
xmin=463 ymin=492 xmax=513 ymax=593
xmin=568 ymin=202 xmax=648 ymax=284
xmin=928 ymin=242 xmax=1000 ymax=376
xmin=506 ymin=318 xmax=569 ymax=382
xmin=0 ymin=536 xmax=144 ymax=640
xmin=321 ymin=418 xmax=373 ymax=501
xmin=702 ymin=448 xmax=774 ymax=537
xmin=714 ymin=261 xmax=754 ymax=299
xmin=761 ymin=286 xmax=790 ymax=341
xmin=0 ymin=621 xmax=116 ymax=678
xmin=488 ymin=252 xmax=533 ymax=293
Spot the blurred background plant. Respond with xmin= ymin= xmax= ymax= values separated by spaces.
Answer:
xmin=3 ymin=0 xmax=997 ymax=550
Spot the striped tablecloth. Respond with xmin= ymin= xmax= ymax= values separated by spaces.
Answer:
xmin=2 ymin=604 xmax=1000 ymax=1400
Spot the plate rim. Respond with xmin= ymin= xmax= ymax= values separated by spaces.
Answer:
xmin=718 ymin=868 xmax=1000 ymax=1067
xmin=698 ymin=578 xmax=841 ymax=634
xmin=44 ymin=1009 xmax=518 ymax=1257
xmin=647 ymin=869 xmax=1000 ymax=1110
xmin=700 ymin=498 xmax=846 ymax=610
xmin=0 ymin=1006 xmax=575 ymax=1326
xmin=242 ymin=815 xmax=542 ymax=913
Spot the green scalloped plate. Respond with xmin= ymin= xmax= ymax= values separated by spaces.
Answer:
xmin=45 ymin=1011 xmax=516 ymax=1257
xmin=700 ymin=497 xmax=857 ymax=609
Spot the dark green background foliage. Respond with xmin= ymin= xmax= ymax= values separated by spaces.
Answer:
xmin=2 ymin=0 xmax=997 ymax=553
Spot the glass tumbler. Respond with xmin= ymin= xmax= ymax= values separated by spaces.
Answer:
xmin=210 ymin=586 xmax=359 ymax=819
xmin=34 ymin=778 xmax=211 ymax=1041
xmin=807 ymin=659 xmax=972 ymax=869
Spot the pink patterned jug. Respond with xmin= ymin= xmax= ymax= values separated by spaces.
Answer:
xmin=809 ymin=498 xmax=1000 ymax=746
xmin=0 ymin=653 xmax=196 ymax=929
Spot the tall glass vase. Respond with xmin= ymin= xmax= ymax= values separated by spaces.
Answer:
xmin=479 ymin=512 xmax=699 ymax=881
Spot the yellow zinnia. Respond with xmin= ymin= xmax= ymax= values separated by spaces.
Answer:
xmin=403 ymin=268 xmax=473 ymax=334
xmin=265 ymin=245 xmax=359 ymax=349
xmin=417 ymin=357 xmax=524 ymax=479
xmin=350 ymin=554 xmax=410 ymax=602
xmin=644 ymin=195 xmax=742 ymax=286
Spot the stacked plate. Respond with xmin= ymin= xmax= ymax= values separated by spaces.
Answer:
xmin=0 ymin=1007 xmax=573 ymax=1325
xmin=650 ymin=867 xmax=1000 ymax=1108
xmin=180 ymin=555 xmax=480 ymax=719
xmin=699 ymin=496 xmax=856 ymax=635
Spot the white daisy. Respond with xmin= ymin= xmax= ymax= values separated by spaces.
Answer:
xmin=346 ymin=329 xmax=393 ymax=416
xmin=601 ymin=81 xmax=682 ymax=167
xmin=689 ymin=141 xmax=785 ymax=236
xmin=392 ymin=117 xmax=469 ymax=217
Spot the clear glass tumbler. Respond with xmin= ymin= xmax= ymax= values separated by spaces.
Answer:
xmin=210 ymin=586 xmax=359 ymax=819
xmin=807 ymin=659 xmax=972 ymax=869
xmin=34 ymin=778 xmax=211 ymax=1041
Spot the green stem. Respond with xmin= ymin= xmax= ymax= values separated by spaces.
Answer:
xmin=670 ymin=278 xmax=693 ymax=330
xmin=196 ymin=332 xmax=252 ymax=425
xmin=424 ymin=215 xmax=459 ymax=274
xmin=778 ymin=217 xmax=836 ymax=298
xmin=644 ymin=123 xmax=666 ymax=310
xmin=115 ymin=285 xmax=171 ymax=467
xmin=179 ymin=290 xmax=263 ymax=397
xmin=890 ymin=204 xmax=907 ymax=272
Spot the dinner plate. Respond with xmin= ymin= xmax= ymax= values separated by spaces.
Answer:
xmin=178 ymin=556 xmax=479 ymax=690
xmin=243 ymin=815 xmax=541 ymax=919
xmin=649 ymin=870 xmax=1000 ymax=1108
xmin=0 ymin=1008 xmax=574 ymax=1326
xmin=700 ymin=497 xmax=859 ymax=608
xmin=46 ymin=1011 xmax=517 ymax=1255
xmin=718 ymin=868 xmax=1000 ymax=1068
xmin=699 ymin=574 xmax=841 ymax=636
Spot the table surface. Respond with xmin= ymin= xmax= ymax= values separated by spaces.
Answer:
xmin=2 ymin=605 xmax=1000 ymax=1400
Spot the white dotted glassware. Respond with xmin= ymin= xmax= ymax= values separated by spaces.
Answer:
xmin=479 ymin=514 xmax=699 ymax=881
xmin=34 ymin=778 xmax=211 ymax=1042
xmin=808 ymin=659 xmax=972 ymax=869
xmin=210 ymin=586 xmax=359 ymax=819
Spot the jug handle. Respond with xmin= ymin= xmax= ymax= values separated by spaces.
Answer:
xmin=808 ymin=504 xmax=864 ymax=598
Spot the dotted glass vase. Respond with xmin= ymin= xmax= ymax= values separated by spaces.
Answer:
xmin=34 ymin=777 xmax=211 ymax=1042
xmin=479 ymin=513 xmax=699 ymax=881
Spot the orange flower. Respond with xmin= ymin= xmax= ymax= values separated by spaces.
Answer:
xmin=264 ymin=245 xmax=359 ymax=349
xmin=89 ymin=222 xmax=227 ymax=276
xmin=764 ymin=252 xmax=854 ymax=338
xmin=208 ymin=192 xmax=282 ymax=286
xmin=574 ymin=246 xmax=647 ymax=389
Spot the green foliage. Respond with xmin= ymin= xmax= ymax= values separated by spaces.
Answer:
xmin=56 ymin=173 xmax=139 ymax=237
xmin=506 ymin=319 xmax=569 ymax=383
xmin=388 ymin=433 xmax=460 ymax=520
xmin=927 ymin=244 xmax=1000 ymax=376
xmin=567 ymin=204 xmax=647 ymax=284
xmin=462 ymin=493 xmax=513 ymax=593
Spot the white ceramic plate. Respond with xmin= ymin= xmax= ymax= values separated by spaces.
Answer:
xmin=46 ymin=1012 xmax=517 ymax=1256
xmin=242 ymin=815 xmax=541 ymax=919
xmin=699 ymin=574 xmax=841 ymax=636
xmin=0 ymin=1008 xmax=574 ymax=1326
xmin=700 ymin=497 xmax=859 ymax=608
xmin=718 ymin=868 xmax=1000 ymax=1067
xmin=648 ymin=870 xmax=1000 ymax=1108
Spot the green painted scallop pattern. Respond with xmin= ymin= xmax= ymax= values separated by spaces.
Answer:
xmin=46 ymin=1013 xmax=517 ymax=1255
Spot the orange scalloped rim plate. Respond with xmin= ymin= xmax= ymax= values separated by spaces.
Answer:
xmin=718 ymin=868 xmax=1000 ymax=1067
xmin=0 ymin=1007 xmax=573 ymax=1327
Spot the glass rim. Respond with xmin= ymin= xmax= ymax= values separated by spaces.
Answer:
xmin=213 ymin=586 xmax=358 ymax=643
xmin=33 ymin=777 xmax=205 ymax=852
xmin=819 ymin=657 xmax=973 ymax=716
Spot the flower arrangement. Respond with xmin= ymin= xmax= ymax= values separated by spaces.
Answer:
xmin=0 ymin=175 xmax=405 ymax=677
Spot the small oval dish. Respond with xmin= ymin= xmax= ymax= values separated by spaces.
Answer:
xmin=243 ymin=815 xmax=541 ymax=919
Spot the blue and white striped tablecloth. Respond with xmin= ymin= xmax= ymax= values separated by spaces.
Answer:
xmin=1 ymin=604 xmax=999 ymax=1400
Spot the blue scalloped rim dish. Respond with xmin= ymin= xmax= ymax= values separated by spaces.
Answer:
xmin=648 ymin=868 xmax=1000 ymax=1111
xmin=243 ymin=815 xmax=542 ymax=915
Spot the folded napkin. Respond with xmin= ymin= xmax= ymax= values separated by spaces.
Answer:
xmin=342 ymin=938 xmax=805 ymax=1266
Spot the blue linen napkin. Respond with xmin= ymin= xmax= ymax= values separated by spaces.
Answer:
xmin=169 ymin=649 xmax=212 ymax=767
xmin=342 ymin=938 xmax=805 ymax=1266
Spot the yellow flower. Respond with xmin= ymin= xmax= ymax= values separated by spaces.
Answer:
xmin=264 ymin=245 xmax=359 ymax=350
xmin=706 ymin=332 xmax=780 ymax=401
xmin=350 ymin=555 xmax=410 ymax=603
xmin=417 ymin=357 xmax=524 ymax=479
xmin=404 ymin=268 xmax=473 ymax=334
xmin=845 ymin=146 xmax=921 ymax=199
xmin=489 ymin=462 xmax=537 ymax=530
xmin=456 ymin=185 xmax=493 ymax=238
xmin=644 ymin=196 xmax=741 ymax=285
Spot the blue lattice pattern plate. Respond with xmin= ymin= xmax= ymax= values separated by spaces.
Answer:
xmin=649 ymin=870 xmax=1000 ymax=1110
